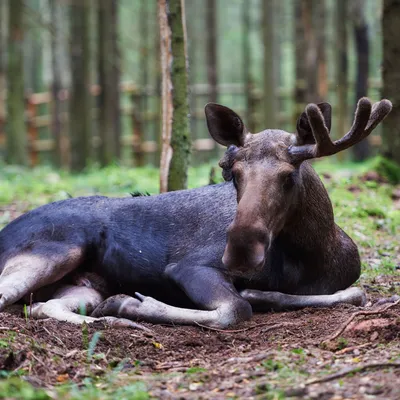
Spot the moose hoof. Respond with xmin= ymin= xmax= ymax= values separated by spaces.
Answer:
xmin=341 ymin=287 xmax=367 ymax=307
xmin=91 ymin=292 xmax=167 ymax=323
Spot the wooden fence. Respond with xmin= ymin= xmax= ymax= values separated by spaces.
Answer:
xmin=0 ymin=79 xmax=383 ymax=167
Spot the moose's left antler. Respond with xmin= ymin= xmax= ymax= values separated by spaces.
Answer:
xmin=288 ymin=97 xmax=392 ymax=164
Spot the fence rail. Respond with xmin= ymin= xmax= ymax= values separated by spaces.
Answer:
xmin=0 ymin=78 xmax=383 ymax=167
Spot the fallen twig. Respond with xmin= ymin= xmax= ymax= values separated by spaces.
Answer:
xmin=42 ymin=326 xmax=66 ymax=348
xmin=223 ymin=352 xmax=273 ymax=365
xmin=335 ymin=342 xmax=372 ymax=355
xmin=321 ymin=299 xmax=400 ymax=344
xmin=195 ymin=321 xmax=296 ymax=333
xmin=305 ymin=362 xmax=400 ymax=386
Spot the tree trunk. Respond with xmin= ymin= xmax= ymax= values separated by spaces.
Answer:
xmin=0 ymin=0 xmax=7 ymax=142
xmin=206 ymin=0 xmax=218 ymax=157
xmin=294 ymin=0 xmax=307 ymax=121
xmin=382 ymin=0 xmax=400 ymax=165
xmin=24 ymin=0 xmax=42 ymax=94
xmin=98 ymin=0 xmax=121 ymax=166
xmin=335 ymin=0 xmax=348 ymax=143
xmin=350 ymin=0 xmax=370 ymax=161
xmin=315 ymin=0 xmax=327 ymax=101
xmin=7 ymin=0 xmax=27 ymax=165
xmin=69 ymin=0 xmax=91 ymax=172
xmin=50 ymin=0 xmax=65 ymax=168
xmin=242 ymin=0 xmax=256 ymax=132
xmin=159 ymin=0 xmax=191 ymax=193
xmin=263 ymin=0 xmax=276 ymax=128
xmin=206 ymin=0 xmax=217 ymax=105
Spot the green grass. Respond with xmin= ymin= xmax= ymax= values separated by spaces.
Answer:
xmin=0 ymin=163 xmax=218 ymax=207
xmin=0 ymin=377 xmax=150 ymax=400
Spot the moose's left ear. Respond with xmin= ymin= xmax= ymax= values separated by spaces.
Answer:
xmin=205 ymin=103 xmax=247 ymax=147
xmin=295 ymin=102 xmax=332 ymax=145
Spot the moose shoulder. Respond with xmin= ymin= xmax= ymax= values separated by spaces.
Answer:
xmin=0 ymin=97 xmax=392 ymax=329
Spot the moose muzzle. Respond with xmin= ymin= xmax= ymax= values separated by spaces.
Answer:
xmin=222 ymin=225 xmax=267 ymax=276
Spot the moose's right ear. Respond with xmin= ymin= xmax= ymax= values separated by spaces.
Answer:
xmin=295 ymin=102 xmax=332 ymax=145
xmin=205 ymin=103 xmax=247 ymax=147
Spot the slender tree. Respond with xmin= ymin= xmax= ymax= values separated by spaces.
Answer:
xmin=335 ymin=0 xmax=348 ymax=142
xmin=263 ymin=0 xmax=276 ymax=128
xmin=315 ymin=0 xmax=327 ymax=101
xmin=69 ymin=0 xmax=91 ymax=172
xmin=382 ymin=0 xmax=400 ymax=166
xmin=50 ymin=0 xmax=64 ymax=168
xmin=159 ymin=0 xmax=191 ymax=192
xmin=350 ymin=0 xmax=370 ymax=161
xmin=7 ymin=0 xmax=27 ymax=165
xmin=98 ymin=0 xmax=121 ymax=166
xmin=206 ymin=0 xmax=218 ymax=156
xmin=25 ymin=0 xmax=42 ymax=93
xmin=294 ymin=0 xmax=307 ymax=121
xmin=0 ymin=0 xmax=7 ymax=142
xmin=206 ymin=0 xmax=217 ymax=104
xmin=242 ymin=0 xmax=256 ymax=132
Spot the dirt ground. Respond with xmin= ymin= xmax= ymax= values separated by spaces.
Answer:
xmin=1 ymin=284 xmax=399 ymax=399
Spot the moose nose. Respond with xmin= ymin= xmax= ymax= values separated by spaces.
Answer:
xmin=222 ymin=225 xmax=267 ymax=275
xmin=222 ymin=242 xmax=265 ymax=275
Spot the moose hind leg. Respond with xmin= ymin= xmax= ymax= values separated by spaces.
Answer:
xmin=28 ymin=285 xmax=149 ymax=331
xmin=0 ymin=245 xmax=84 ymax=311
xmin=240 ymin=287 xmax=366 ymax=312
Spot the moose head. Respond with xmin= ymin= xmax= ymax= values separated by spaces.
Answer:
xmin=205 ymin=98 xmax=392 ymax=277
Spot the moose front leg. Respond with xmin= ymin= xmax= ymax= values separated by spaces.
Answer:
xmin=240 ymin=286 xmax=366 ymax=312
xmin=92 ymin=264 xmax=252 ymax=329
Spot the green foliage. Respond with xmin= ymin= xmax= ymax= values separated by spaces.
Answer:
xmin=87 ymin=331 xmax=102 ymax=361
xmin=372 ymin=156 xmax=400 ymax=184
xmin=185 ymin=367 xmax=207 ymax=374
xmin=81 ymin=322 xmax=89 ymax=350
xmin=23 ymin=304 xmax=29 ymax=323
xmin=0 ymin=377 xmax=149 ymax=400
xmin=0 ymin=378 xmax=50 ymax=400
xmin=0 ymin=163 xmax=219 ymax=208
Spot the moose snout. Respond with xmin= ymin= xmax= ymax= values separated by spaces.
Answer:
xmin=222 ymin=225 xmax=267 ymax=276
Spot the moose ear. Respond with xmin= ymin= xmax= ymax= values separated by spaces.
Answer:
xmin=295 ymin=102 xmax=332 ymax=145
xmin=205 ymin=103 xmax=247 ymax=147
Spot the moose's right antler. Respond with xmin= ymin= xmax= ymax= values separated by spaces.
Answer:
xmin=288 ymin=97 xmax=392 ymax=164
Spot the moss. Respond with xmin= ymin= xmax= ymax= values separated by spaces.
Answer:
xmin=372 ymin=156 xmax=400 ymax=184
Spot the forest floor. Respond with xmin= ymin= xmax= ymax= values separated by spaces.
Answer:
xmin=0 ymin=160 xmax=399 ymax=399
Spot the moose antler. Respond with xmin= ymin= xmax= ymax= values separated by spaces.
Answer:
xmin=288 ymin=97 xmax=392 ymax=164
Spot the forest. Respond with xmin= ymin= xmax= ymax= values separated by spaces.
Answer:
xmin=0 ymin=0 xmax=399 ymax=399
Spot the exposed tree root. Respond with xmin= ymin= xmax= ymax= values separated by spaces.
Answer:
xmin=321 ymin=299 xmax=400 ymax=344
xmin=305 ymin=362 xmax=400 ymax=386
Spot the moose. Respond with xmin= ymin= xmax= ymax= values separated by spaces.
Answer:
xmin=0 ymin=97 xmax=392 ymax=329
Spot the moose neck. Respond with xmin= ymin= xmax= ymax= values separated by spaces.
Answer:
xmin=279 ymin=162 xmax=336 ymax=253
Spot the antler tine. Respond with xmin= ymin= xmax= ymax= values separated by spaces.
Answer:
xmin=364 ymin=99 xmax=392 ymax=134
xmin=333 ymin=97 xmax=372 ymax=151
xmin=288 ymin=104 xmax=333 ymax=163
xmin=305 ymin=104 xmax=335 ymax=156
xmin=288 ymin=97 xmax=392 ymax=164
